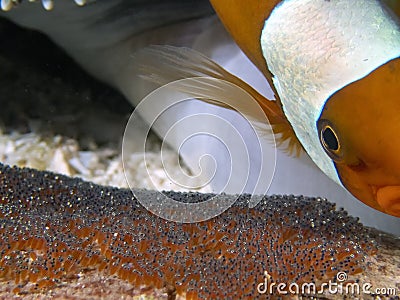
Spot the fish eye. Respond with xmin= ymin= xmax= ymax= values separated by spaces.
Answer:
xmin=317 ymin=119 xmax=342 ymax=160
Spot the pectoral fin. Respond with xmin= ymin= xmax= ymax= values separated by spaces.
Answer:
xmin=134 ymin=45 xmax=303 ymax=156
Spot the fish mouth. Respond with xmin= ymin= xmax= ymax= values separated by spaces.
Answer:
xmin=336 ymin=163 xmax=400 ymax=217
xmin=374 ymin=185 xmax=400 ymax=217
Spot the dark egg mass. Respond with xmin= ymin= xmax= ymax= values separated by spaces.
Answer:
xmin=0 ymin=163 xmax=375 ymax=299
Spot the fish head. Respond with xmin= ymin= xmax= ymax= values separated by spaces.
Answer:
xmin=318 ymin=58 xmax=400 ymax=217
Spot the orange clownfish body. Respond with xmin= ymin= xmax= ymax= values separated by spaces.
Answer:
xmin=209 ymin=0 xmax=400 ymax=217
xmin=138 ymin=0 xmax=400 ymax=217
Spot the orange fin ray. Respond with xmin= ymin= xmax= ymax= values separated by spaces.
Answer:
xmin=135 ymin=45 xmax=303 ymax=156
xmin=383 ymin=0 xmax=400 ymax=17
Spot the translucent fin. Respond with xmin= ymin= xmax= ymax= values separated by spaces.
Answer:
xmin=383 ymin=0 xmax=400 ymax=17
xmin=134 ymin=45 xmax=303 ymax=156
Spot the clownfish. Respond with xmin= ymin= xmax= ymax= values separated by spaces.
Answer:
xmin=137 ymin=0 xmax=400 ymax=217
xmin=1 ymin=0 xmax=399 ymax=218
